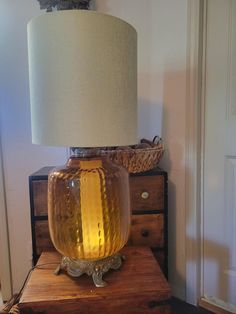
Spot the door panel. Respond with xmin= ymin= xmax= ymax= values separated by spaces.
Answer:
xmin=203 ymin=0 xmax=236 ymax=307
xmin=224 ymin=157 xmax=236 ymax=303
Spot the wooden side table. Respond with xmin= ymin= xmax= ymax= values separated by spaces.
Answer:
xmin=19 ymin=247 xmax=171 ymax=314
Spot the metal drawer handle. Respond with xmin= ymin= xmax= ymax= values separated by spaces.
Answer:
xmin=141 ymin=191 xmax=149 ymax=199
xmin=141 ymin=229 xmax=149 ymax=237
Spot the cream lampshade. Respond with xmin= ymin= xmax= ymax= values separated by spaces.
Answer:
xmin=27 ymin=10 xmax=137 ymax=287
xmin=28 ymin=10 xmax=137 ymax=147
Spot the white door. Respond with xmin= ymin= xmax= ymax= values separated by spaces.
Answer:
xmin=202 ymin=0 xmax=236 ymax=310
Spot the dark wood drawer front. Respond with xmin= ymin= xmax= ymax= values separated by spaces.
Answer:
xmin=32 ymin=180 xmax=48 ymax=216
xmin=33 ymin=175 xmax=165 ymax=215
xmin=129 ymin=214 xmax=164 ymax=247
xmin=34 ymin=215 xmax=164 ymax=256
xmin=152 ymin=250 xmax=165 ymax=273
xmin=130 ymin=175 xmax=164 ymax=212
xmin=35 ymin=221 xmax=54 ymax=255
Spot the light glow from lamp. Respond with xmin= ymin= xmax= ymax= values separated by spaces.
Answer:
xmin=79 ymin=160 xmax=105 ymax=258
xmin=48 ymin=157 xmax=130 ymax=261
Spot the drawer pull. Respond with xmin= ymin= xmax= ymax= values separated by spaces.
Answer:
xmin=141 ymin=229 xmax=149 ymax=237
xmin=141 ymin=191 xmax=149 ymax=199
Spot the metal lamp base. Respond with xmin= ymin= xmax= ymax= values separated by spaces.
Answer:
xmin=54 ymin=253 xmax=125 ymax=287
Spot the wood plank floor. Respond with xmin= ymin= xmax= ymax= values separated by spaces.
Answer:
xmin=171 ymin=298 xmax=214 ymax=314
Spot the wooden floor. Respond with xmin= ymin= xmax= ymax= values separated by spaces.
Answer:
xmin=171 ymin=298 xmax=214 ymax=314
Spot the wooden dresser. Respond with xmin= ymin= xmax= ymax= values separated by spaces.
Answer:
xmin=29 ymin=167 xmax=168 ymax=276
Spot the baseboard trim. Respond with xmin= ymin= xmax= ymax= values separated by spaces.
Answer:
xmin=199 ymin=297 xmax=236 ymax=314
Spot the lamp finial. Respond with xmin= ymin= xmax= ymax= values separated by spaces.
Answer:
xmin=37 ymin=0 xmax=91 ymax=12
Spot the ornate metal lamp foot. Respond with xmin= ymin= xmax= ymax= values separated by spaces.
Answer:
xmin=54 ymin=253 xmax=125 ymax=287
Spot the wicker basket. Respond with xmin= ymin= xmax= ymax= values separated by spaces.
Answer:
xmin=101 ymin=137 xmax=164 ymax=173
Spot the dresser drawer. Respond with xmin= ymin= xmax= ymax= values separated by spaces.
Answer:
xmin=35 ymin=221 xmax=54 ymax=255
xmin=32 ymin=175 xmax=165 ymax=215
xmin=32 ymin=180 xmax=48 ymax=216
xmin=129 ymin=214 xmax=164 ymax=247
xmin=130 ymin=175 xmax=164 ymax=212
xmin=34 ymin=215 xmax=164 ymax=256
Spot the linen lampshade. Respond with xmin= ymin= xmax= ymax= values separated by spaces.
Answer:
xmin=27 ymin=10 xmax=137 ymax=147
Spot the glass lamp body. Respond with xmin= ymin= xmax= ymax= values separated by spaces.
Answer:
xmin=48 ymin=156 xmax=130 ymax=261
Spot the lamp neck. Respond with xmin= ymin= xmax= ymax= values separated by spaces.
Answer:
xmin=71 ymin=147 xmax=103 ymax=158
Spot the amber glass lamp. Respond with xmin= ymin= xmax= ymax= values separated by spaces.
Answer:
xmin=27 ymin=10 xmax=137 ymax=286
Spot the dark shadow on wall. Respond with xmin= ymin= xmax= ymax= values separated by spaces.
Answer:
xmin=160 ymin=68 xmax=188 ymax=298
xmin=186 ymin=236 xmax=230 ymax=304
xmin=138 ymin=98 xmax=162 ymax=140
xmin=92 ymin=0 xmax=109 ymax=11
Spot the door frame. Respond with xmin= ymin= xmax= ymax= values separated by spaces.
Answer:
xmin=0 ymin=133 xmax=12 ymax=301
xmin=194 ymin=1 xmax=236 ymax=312
xmin=185 ymin=0 xmax=206 ymax=305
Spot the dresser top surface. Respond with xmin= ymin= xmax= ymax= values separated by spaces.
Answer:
xmin=30 ymin=166 xmax=166 ymax=180
xmin=19 ymin=246 xmax=170 ymax=307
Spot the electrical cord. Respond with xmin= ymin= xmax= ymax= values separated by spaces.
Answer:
xmin=0 ymin=262 xmax=59 ymax=314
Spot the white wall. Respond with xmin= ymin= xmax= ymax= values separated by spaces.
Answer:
xmin=0 ymin=135 xmax=12 ymax=300
xmin=0 ymin=0 xmax=188 ymax=299
xmin=0 ymin=0 xmax=67 ymax=293
xmin=95 ymin=0 xmax=188 ymax=299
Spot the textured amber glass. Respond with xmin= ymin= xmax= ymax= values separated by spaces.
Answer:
xmin=48 ymin=156 xmax=130 ymax=261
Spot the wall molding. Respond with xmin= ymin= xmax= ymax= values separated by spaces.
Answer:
xmin=0 ymin=135 xmax=12 ymax=300
xmin=185 ymin=0 xmax=205 ymax=305
xmin=199 ymin=297 xmax=236 ymax=314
